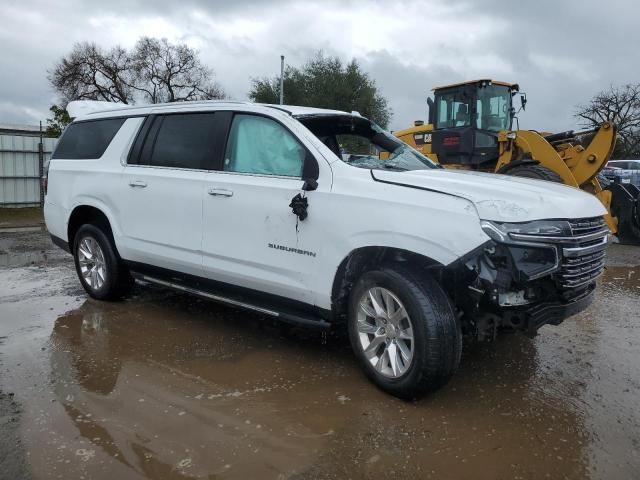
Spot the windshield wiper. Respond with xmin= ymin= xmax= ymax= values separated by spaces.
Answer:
xmin=381 ymin=163 xmax=408 ymax=171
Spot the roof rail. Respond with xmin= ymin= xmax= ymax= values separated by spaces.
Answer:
xmin=66 ymin=100 xmax=130 ymax=118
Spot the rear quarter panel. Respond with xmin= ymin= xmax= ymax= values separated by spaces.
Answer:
xmin=44 ymin=118 xmax=144 ymax=247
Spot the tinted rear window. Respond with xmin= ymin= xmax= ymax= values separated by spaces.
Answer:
xmin=52 ymin=118 xmax=126 ymax=159
xmin=147 ymin=113 xmax=217 ymax=169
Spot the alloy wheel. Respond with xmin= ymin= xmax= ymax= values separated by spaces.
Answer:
xmin=77 ymin=237 xmax=107 ymax=291
xmin=356 ymin=287 xmax=415 ymax=378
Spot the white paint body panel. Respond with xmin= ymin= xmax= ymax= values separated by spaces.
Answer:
xmin=45 ymin=101 xmax=605 ymax=312
xmin=371 ymin=169 xmax=607 ymax=222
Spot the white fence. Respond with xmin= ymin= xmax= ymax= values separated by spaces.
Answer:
xmin=0 ymin=132 xmax=57 ymax=207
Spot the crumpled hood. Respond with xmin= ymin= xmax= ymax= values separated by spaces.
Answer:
xmin=372 ymin=169 xmax=607 ymax=222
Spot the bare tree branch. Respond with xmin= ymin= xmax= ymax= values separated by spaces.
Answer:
xmin=131 ymin=37 xmax=225 ymax=103
xmin=49 ymin=42 xmax=133 ymax=105
xmin=49 ymin=37 xmax=225 ymax=108
xmin=576 ymin=83 xmax=640 ymax=157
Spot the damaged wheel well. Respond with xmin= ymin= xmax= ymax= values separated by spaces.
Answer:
xmin=330 ymin=247 xmax=443 ymax=322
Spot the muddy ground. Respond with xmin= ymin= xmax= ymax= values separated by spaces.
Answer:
xmin=0 ymin=228 xmax=639 ymax=480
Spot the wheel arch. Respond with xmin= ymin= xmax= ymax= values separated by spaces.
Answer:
xmin=330 ymin=246 xmax=445 ymax=323
xmin=67 ymin=204 xmax=116 ymax=252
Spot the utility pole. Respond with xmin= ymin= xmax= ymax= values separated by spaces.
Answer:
xmin=279 ymin=55 xmax=285 ymax=105
xmin=39 ymin=121 xmax=44 ymax=207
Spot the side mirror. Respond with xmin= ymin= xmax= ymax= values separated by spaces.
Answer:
xmin=520 ymin=94 xmax=527 ymax=111
xmin=302 ymin=178 xmax=318 ymax=191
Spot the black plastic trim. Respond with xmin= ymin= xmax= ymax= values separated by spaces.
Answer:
xmin=50 ymin=234 xmax=71 ymax=254
xmin=138 ymin=116 xmax=163 ymax=166
xmin=125 ymin=260 xmax=332 ymax=328
xmin=126 ymin=115 xmax=153 ymax=165
xmin=210 ymin=111 xmax=233 ymax=171
xmin=524 ymin=284 xmax=595 ymax=335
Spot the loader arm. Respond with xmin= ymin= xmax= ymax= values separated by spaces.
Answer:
xmin=495 ymin=124 xmax=618 ymax=233
xmin=497 ymin=130 xmax=579 ymax=187
xmin=554 ymin=122 xmax=617 ymax=186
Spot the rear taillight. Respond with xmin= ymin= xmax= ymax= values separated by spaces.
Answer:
xmin=42 ymin=177 xmax=48 ymax=196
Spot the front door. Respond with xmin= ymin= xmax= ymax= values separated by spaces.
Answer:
xmin=201 ymin=113 xmax=327 ymax=305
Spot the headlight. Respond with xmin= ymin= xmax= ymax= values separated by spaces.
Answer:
xmin=508 ymin=245 xmax=559 ymax=281
xmin=480 ymin=220 xmax=569 ymax=243
xmin=480 ymin=220 xmax=563 ymax=281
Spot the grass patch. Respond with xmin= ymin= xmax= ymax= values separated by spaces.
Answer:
xmin=0 ymin=207 xmax=44 ymax=227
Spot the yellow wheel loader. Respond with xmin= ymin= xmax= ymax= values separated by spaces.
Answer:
xmin=394 ymin=79 xmax=640 ymax=244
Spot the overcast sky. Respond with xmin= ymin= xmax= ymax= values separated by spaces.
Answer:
xmin=0 ymin=0 xmax=637 ymax=132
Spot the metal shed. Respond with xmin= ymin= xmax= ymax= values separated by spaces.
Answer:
xmin=0 ymin=124 xmax=57 ymax=207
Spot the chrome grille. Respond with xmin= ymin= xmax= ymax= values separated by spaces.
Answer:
xmin=568 ymin=217 xmax=607 ymax=236
xmin=558 ymin=217 xmax=608 ymax=289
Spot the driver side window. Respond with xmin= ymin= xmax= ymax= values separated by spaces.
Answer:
xmin=224 ymin=114 xmax=305 ymax=177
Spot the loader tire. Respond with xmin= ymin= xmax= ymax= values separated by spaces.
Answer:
xmin=506 ymin=165 xmax=563 ymax=183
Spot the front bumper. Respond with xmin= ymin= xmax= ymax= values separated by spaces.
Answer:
xmin=522 ymin=284 xmax=595 ymax=336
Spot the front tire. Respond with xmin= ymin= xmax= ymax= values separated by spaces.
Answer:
xmin=347 ymin=266 xmax=461 ymax=399
xmin=73 ymin=224 xmax=133 ymax=300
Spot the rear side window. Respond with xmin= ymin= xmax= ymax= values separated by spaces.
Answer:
xmin=146 ymin=113 xmax=217 ymax=169
xmin=52 ymin=118 xmax=126 ymax=159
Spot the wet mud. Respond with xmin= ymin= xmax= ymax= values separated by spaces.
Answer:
xmin=0 ymin=232 xmax=639 ymax=479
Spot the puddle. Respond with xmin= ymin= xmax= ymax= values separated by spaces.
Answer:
xmin=0 ymin=252 xmax=639 ymax=479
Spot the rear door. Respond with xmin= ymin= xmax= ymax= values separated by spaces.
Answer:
xmin=118 ymin=112 xmax=219 ymax=277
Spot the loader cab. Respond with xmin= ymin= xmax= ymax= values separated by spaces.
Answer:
xmin=429 ymin=80 xmax=519 ymax=167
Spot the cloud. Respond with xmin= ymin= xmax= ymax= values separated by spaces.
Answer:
xmin=0 ymin=0 xmax=638 ymax=133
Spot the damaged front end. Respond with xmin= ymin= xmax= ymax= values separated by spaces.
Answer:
xmin=444 ymin=216 xmax=608 ymax=341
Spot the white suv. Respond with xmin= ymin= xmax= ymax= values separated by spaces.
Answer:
xmin=45 ymin=100 xmax=608 ymax=398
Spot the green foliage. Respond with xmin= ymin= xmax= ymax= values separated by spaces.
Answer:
xmin=249 ymin=52 xmax=391 ymax=128
xmin=45 ymin=105 xmax=71 ymax=138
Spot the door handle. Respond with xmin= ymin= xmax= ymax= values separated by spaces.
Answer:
xmin=208 ymin=188 xmax=233 ymax=197
xmin=128 ymin=180 xmax=147 ymax=188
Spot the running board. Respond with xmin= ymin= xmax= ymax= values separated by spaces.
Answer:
xmin=133 ymin=273 xmax=331 ymax=329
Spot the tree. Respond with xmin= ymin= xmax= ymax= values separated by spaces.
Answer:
xmin=45 ymin=105 xmax=71 ymax=137
xmin=249 ymin=52 xmax=391 ymax=127
xmin=50 ymin=42 xmax=134 ymax=105
xmin=49 ymin=38 xmax=224 ymax=106
xmin=575 ymin=83 xmax=640 ymax=158
xmin=130 ymin=37 xmax=224 ymax=103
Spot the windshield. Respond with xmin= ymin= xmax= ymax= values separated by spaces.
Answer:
xmin=476 ymin=85 xmax=512 ymax=132
xmin=298 ymin=115 xmax=437 ymax=172
xmin=434 ymin=90 xmax=472 ymax=129
xmin=434 ymin=84 xmax=513 ymax=133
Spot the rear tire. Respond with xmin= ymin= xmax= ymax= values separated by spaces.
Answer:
xmin=347 ymin=265 xmax=461 ymax=400
xmin=73 ymin=224 xmax=134 ymax=300
xmin=506 ymin=164 xmax=563 ymax=183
